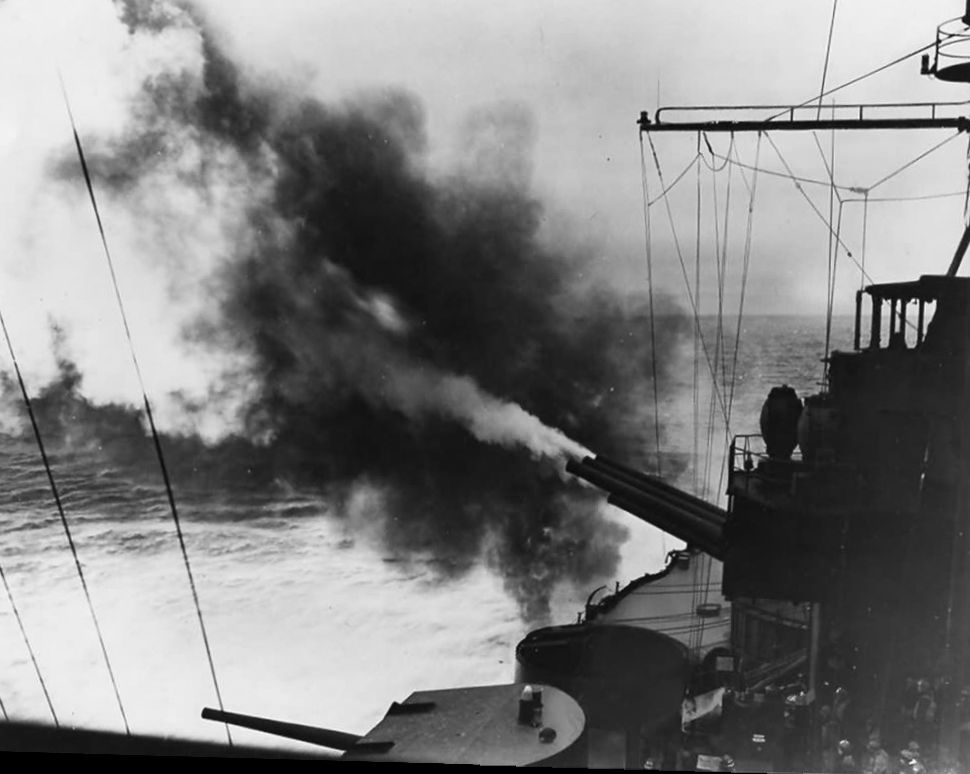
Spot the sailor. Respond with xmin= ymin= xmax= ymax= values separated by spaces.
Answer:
xmin=860 ymin=736 xmax=890 ymax=774
xmin=934 ymin=674 xmax=952 ymax=707
xmin=819 ymin=705 xmax=839 ymax=772
xmin=910 ymin=679 xmax=937 ymax=746
xmin=897 ymin=747 xmax=926 ymax=774
xmin=836 ymin=739 xmax=859 ymax=773
xmin=901 ymin=677 xmax=921 ymax=737
xmin=833 ymin=686 xmax=852 ymax=737
xmin=781 ymin=700 xmax=803 ymax=769
xmin=958 ymin=687 xmax=970 ymax=766
xmin=821 ymin=631 xmax=853 ymax=697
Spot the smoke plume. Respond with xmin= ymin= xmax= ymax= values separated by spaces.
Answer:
xmin=6 ymin=0 xmax=688 ymax=622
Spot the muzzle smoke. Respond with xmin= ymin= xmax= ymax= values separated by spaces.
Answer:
xmin=3 ymin=0 xmax=688 ymax=622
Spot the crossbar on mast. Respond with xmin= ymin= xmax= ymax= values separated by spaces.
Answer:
xmin=640 ymin=112 xmax=970 ymax=134
xmin=639 ymin=100 xmax=970 ymax=133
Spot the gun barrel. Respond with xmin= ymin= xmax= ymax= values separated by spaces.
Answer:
xmin=609 ymin=494 xmax=725 ymax=559
xmin=201 ymin=707 xmax=362 ymax=751
xmin=590 ymin=456 xmax=726 ymax=524
xmin=566 ymin=457 xmax=727 ymax=558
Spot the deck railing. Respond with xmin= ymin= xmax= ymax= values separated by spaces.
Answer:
xmin=728 ymin=434 xmax=805 ymax=492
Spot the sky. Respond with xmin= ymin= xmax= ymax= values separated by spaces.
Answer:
xmin=5 ymin=1 xmax=969 ymax=291
xmin=191 ymin=0 xmax=970 ymax=312
xmin=0 ymin=0 xmax=968 ymax=415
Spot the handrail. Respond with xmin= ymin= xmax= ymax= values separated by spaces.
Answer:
xmin=729 ymin=434 xmax=863 ymax=493
xmin=935 ymin=17 xmax=970 ymax=66
xmin=729 ymin=435 xmax=805 ymax=494
xmin=653 ymin=99 xmax=970 ymax=127
xmin=730 ymin=433 xmax=804 ymax=467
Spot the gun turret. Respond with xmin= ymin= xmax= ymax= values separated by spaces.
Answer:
xmin=566 ymin=456 xmax=727 ymax=558
xmin=204 ymin=683 xmax=586 ymax=765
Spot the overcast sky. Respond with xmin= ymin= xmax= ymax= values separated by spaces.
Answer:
xmin=1 ymin=0 xmax=969 ymax=411
xmin=192 ymin=0 xmax=970 ymax=314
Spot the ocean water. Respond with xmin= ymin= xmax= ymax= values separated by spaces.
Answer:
xmin=0 ymin=314 xmax=853 ymax=753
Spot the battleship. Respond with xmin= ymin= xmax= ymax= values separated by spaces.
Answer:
xmin=353 ymin=3 xmax=970 ymax=768
xmin=510 ymin=4 xmax=970 ymax=770
xmin=4 ymin=2 xmax=970 ymax=771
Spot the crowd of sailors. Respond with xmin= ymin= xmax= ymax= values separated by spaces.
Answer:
xmin=664 ymin=672 xmax=970 ymax=772
xmin=763 ymin=671 xmax=970 ymax=773
xmin=814 ymin=676 xmax=967 ymax=774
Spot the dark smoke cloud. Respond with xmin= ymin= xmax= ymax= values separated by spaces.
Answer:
xmin=37 ymin=0 xmax=689 ymax=622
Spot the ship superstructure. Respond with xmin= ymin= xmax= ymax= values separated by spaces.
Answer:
xmin=515 ymin=5 xmax=970 ymax=771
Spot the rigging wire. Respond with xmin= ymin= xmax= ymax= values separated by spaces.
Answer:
xmin=702 ymin=134 xmax=736 ymax=502
xmin=709 ymin=135 xmax=961 ymax=198
xmin=866 ymin=132 xmax=962 ymax=192
xmin=713 ymin=138 xmax=753 ymax=196
xmin=860 ymin=192 xmax=869 ymax=291
xmin=648 ymin=154 xmax=701 ymax=207
xmin=822 ymin=119 xmax=839 ymax=386
xmin=59 ymin=77 xmax=233 ymax=746
xmin=703 ymin=371 xmax=720 ymax=504
xmin=816 ymin=0 xmax=840 ymax=120
xmin=842 ymin=190 xmax=967 ymax=204
xmin=811 ymin=131 xmax=844 ymax=206
xmin=723 ymin=134 xmax=763 ymax=493
xmin=696 ymin=553 xmax=715 ymax=655
xmin=0 ymin=561 xmax=56 ymax=725
xmin=965 ymin=135 xmax=970 ymax=226
xmin=706 ymin=152 xmax=854 ymax=191
xmin=699 ymin=134 xmax=733 ymax=174
xmin=717 ymin=135 xmax=735 ymax=432
xmin=705 ymin=135 xmax=763 ymax=509
xmin=814 ymin=129 xmax=958 ymax=350
xmin=763 ymin=132 xmax=873 ymax=285
xmin=702 ymin=135 xmax=738 ymax=499
xmin=703 ymin=135 xmax=725 ymax=502
xmin=694 ymin=133 xmax=762 ymax=514
xmin=644 ymin=132 xmax=730 ymax=426
xmin=645 ymin=112 xmax=952 ymax=504
xmin=826 ymin=200 xmax=844 ymax=379
xmin=766 ymin=133 xmax=949 ymax=336
xmin=682 ymin=132 xmax=760 ymax=508
xmin=766 ymin=39 xmax=938 ymax=122
xmin=693 ymin=133 xmax=702 ymax=496
xmin=0 ymin=306 xmax=127 ymax=732
xmin=608 ymin=616 xmax=730 ymax=637
xmin=639 ymin=135 xmax=665 ymax=478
